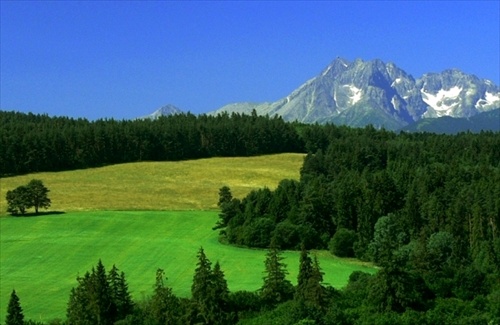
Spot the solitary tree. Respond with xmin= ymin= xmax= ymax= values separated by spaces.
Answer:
xmin=27 ymin=179 xmax=51 ymax=214
xmin=5 ymin=179 xmax=51 ymax=215
xmin=5 ymin=290 xmax=24 ymax=325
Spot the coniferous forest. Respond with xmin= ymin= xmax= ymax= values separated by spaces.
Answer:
xmin=2 ymin=110 xmax=500 ymax=324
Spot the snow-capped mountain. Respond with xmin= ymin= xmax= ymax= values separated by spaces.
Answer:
xmin=141 ymin=104 xmax=184 ymax=119
xmin=209 ymin=58 xmax=500 ymax=130
xmin=418 ymin=69 xmax=500 ymax=118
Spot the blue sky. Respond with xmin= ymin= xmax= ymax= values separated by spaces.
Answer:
xmin=1 ymin=1 xmax=499 ymax=120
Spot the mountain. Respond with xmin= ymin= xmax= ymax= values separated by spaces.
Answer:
xmin=208 ymin=58 xmax=500 ymax=130
xmin=401 ymin=108 xmax=500 ymax=134
xmin=140 ymin=104 xmax=184 ymax=119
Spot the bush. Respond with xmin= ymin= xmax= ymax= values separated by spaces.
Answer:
xmin=329 ymin=228 xmax=357 ymax=257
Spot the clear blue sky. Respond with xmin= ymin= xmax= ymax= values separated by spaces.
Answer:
xmin=1 ymin=1 xmax=499 ymax=120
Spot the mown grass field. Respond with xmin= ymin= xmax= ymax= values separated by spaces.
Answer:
xmin=0 ymin=211 xmax=375 ymax=322
xmin=0 ymin=153 xmax=376 ymax=322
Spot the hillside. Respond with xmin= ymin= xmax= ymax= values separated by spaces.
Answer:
xmin=0 ymin=153 xmax=305 ymax=214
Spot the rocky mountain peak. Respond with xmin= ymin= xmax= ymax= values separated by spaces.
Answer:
xmin=148 ymin=57 xmax=499 ymax=130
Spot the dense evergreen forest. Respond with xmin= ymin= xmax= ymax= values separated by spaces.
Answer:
xmin=3 ymin=110 xmax=500 ymax=324
xmin=0 ymin=110 xmax=302 ymax=176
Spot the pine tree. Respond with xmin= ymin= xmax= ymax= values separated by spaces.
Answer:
xmin=191 ymin=247 xmax=215 ymax=324
xmin=305 ymin=255 xmax=326 ymax=307
xmin=147 ymin=268 xmax=180 ymax=325
xmin=108 ymin=265 xmax=134 ymax=321
xmin=211 ymin=261 xmax=236 ymax=324
xmin=260 ymin=244 xmax=294 ymax=306
xmin=5 ymin=290 xmax=24 ymax=325
xmin=295 ymin=245 xmax=313 ymax=301
xmin=91 ymin=259 xmax=113 ymax=325
xmin=67 ymin=260 xmax=120 ymax=325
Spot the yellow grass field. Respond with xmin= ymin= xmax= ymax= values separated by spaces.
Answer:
xmin=0 ymin=153 xmax=305 ymax=214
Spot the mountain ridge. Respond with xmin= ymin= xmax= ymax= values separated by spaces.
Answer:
xmin=145 ymin=58 xmax=500 ymax=130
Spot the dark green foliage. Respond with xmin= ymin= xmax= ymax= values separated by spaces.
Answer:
xmin=5 ymin=290 xmax=24 ymax=325
xmin=144 ymin=268 xmax=181 ymax=325
xmin=329 ymin=228 xmax=357 ymax=257
xmin=260 ymin=245 xmax=294 ymax=306
xmin=0 ymin=111 xmax=303 ymax=176
xmin=66 ymin=260 xmax=133 ymax=325
xmin=6 ymin=186 xmax=30 ymax=215
xmin=190 ymin=247 xmax=235 ymax=324
xmin=214 ymin=186 xmax=236 ymax=230
xmin=108 ymin=265 xmax=134 ymax=321
xmin=26 ymin=179 xmax=51 ymax=214
xmin=228 ymin=291 xmax=262 ymax=313
xmin=368 ymin=214 xmax=407 ymax=266
xmin=5 ymin=179 xmax=51 ymax=215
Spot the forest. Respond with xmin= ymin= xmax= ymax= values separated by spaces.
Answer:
xmin=0 ymin=110 xmax=302 ymax=176
xmin=3 ymin=110 xmax=500 ymax=324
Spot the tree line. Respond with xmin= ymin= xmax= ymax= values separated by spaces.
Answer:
xmin=7 ymin=243 xmax=500 ymax=324
xmin=0 ymin=110 xmax=302 ymax=176
xmin=6 ymin=246 xmax=332 ymax=325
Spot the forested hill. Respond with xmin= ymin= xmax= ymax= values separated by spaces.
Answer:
xmin=214 ymin=125 xmax=500 ymax=323
xmin=0 ymin=110 xmax=302 ymax=176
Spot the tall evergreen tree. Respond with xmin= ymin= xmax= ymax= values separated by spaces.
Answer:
xmin=295 ymin=245 xmax=313 ymax=301
xmin=147 ymin=268 xmax=180 ymax=325
xmin=108 ymin=265 xmax=134 ymax=321
xmin=67 ymin=260 xmax=128 ymax=325
xmin=260 ymin=244 xmax=294 ymax=306
xmin=212 ymin=261 xmax=236 ymax=324
xmin=5 ymin=290 xmax=24 ymax=325
xmin=91 ymin=259 xmax=113 ymax=325
xmin=305 ymin=255 xmax=326 ymax=307
xmin=191 ymin=247 xmax=215 ymax=324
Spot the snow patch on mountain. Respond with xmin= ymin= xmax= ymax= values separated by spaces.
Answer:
xmin=345 ymin=85 xmax=362 ymax=104
xmin=391 ymin=78 xmax=402 ymax=87
xmin=421 ymin=86 xmax=463 ymax=117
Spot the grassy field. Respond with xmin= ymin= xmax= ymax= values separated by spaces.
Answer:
xmin=0 ymin=153 xmax=376 ymax=322
xmin=0 ymin=211 xmax=376 ymax=322
xmin=0 ymin=153 xmax=305 ymax=213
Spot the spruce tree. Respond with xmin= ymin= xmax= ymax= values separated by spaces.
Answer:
xmin=108 ymin=265 xmax=134 ymax=321
xmin=67 ymin=260 xmax=120 ymax=325
xmin=191 ymin=247 xmax=215 ymax=324
xmin=91 ymin=259 xmax=113 ymax=325
xmin=147 ymin=268 xmax=180 ymax=325
xmin=260 ymin=244 xmax=294 ymax=306
xmin=212 ymin=261 xmax=236 ymax=324
xmin=295 ymin=245 xmax=313 ymax=301
xmin=305 ymin=255 xmax=326 ymax=307
xmin=5 ymin=290 xmax=24 ymax=325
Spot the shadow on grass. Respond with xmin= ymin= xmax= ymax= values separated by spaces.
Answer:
xmin=12 ymin=211 xmax=66 ymax=217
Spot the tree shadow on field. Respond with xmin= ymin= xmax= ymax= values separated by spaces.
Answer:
xmin=14 ymin=211 xmax=66 ymax=217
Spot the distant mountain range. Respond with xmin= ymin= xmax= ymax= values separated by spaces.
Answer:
xmin=144 ymin=58 xmax=500 ymax=132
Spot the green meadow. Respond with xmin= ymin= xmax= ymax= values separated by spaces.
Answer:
xmin=0 ymin=153 xmax=306 ymax=212
xmin=0 ymin=154 xmax=376 ymax=322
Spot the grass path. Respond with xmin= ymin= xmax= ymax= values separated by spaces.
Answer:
xmin=0 ymin=211 xmax=376 ymax=322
